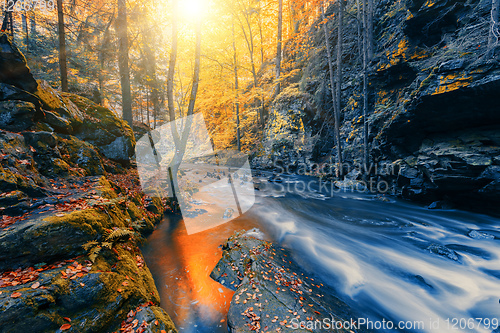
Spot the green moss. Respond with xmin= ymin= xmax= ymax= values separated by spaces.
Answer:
xmin=98 ymin=177 xmax=119 ymax=199
xmin=126 ymin=202 xmax=143 ymax=222
xmin=56 ymin=135 xmax=105 ymax=176
xmin=42 ymin=209 xmax=111 ymax=237
xmin=51 ymin=158 xmax=71 ymax=176
xmin=149 ymin=306 xmax=177 ymax=333
xmin=96 ymin=248 xmax=160 ymax=307
xmin=35 ymin=81 xmax=63 ymax=111
xmin=63 ymin=93 xmax=136 ymax=147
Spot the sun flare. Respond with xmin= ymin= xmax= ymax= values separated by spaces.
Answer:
xmin=179 ymin=0 xmax=207 ymax=20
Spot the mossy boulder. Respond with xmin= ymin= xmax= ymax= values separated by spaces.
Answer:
xmin=63 ymin=94 xmax=135 ymax=164
xmin=56 ymin=134 xmax=105 ymax=176
xmin=35 ymin=80 xmax=84 ymax=133
xmin=0 ymin=249 xmax=176 ymax=333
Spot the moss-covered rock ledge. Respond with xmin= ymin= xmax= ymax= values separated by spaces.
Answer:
xmin=0 ymin=174 xmax=177 ymax=333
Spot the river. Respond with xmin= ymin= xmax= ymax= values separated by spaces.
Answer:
xmin=141 ymin=172 xmax=500 ymax=333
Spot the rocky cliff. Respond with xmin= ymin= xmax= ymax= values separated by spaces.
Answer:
xmin=256 ymin=0 xmax=500 ymax=214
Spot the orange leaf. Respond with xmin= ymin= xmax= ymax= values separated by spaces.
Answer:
xmin=122 ymin=281 xmax=129 ymax=286
xmin=60 ymin=323 xmax=71 ymax=330
xmin=154 ymin=320 xmax=158 ymax=326
xmin=10 ymin=292 xmax=22 ymax=298
xmin=31 ymin=282 xmax=40 ymax=289
xmin=161 ymin=330 xmax=167 ymax=333
xmin=117 ymin=288 xmax=122 ymax=292
xmin=63 ymin=317 xmax=71 ymax=322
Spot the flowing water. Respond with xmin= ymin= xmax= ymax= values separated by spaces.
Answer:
xmin=142 ymin=173 xmax=500 ymax=333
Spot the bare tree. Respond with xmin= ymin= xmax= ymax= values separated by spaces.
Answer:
xmin=321 ymin=1 xmax=343 ymax=177
xmin=362 ymin=0 xmax=373 ymax=170
xmin=233 ymin=0 xmax=264 ymax=126
xmin=233 ymin=18 xmax=241 ymax=151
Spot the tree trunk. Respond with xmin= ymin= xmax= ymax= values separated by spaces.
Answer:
xmin=258 ymin=3 xmax=264 ymax=65
xmin=30 ymin=11 xmax=36 ymax=36
xmin=170 ymin=19 xmax=202 ymax=193
xmin=146 ymin=89 xmax=150 ymax=127
xmin=335 ymin=0 xmax=344 ymax=176
xmin=366 ymin=0 xmax=374 ymax=60
xmin=22 ymin=13 xmax=28 ymax=54
xmin=57 ymin=0 xmax=68 ymax=92
xmin=167 ymin=0 xmax=181 ymax=144
xmin=362 ymin=0 xmax=371 ymax=171
xmin=321 ymin=2 xmax=342 ymax=178
xmin=275 ymin=0 xmax=283 ymax=97
xmin=489 ymin=0 xmax=499 ymax=52
xmin=232 ymin=19 xmax=241 ymax=151
xmin=117 ymin=0 xmax=133 ymax=126
xmin=356 ymin=0 xmax=362 ymax=59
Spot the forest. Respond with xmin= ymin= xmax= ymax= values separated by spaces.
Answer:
xmin=1 ymin=0 xmax=500 ymax=332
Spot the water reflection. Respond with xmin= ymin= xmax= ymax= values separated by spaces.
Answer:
xmin=141 ymin=214 xmax=260 ymax=332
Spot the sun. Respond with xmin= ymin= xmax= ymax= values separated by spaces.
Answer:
xmin=179 ymin=0 xmax=207 ymax=20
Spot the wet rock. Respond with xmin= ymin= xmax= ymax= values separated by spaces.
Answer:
xmin=438 ymin=59 xmax=465 ymax=73
xmin=0 ymin=33 xmax=38 ymax=92
xmin=427 ymin=200 xmax=453 ymax=210
xmin=0 ymin=100 xmax=36 ymax=131
xmin=99 ymin=136 xmax=134 ymax=163
xmin=22 ymin=130 xmax=58 ymax=148
xmin=223 ymin=207 xmax=235 ymax=219
xmin=0 ymin=251 xmax=176 ymax=333
xmin=44 ymin=110 xmax=73 ymax=134
xmin=0 ymin=82 xmax=41 ymax=108
xmin=467 ymin=230 xmax=495 ymax=240
xmin=427 ymin=244 xmax=459 ymax=261
xmin=211 ymin=230 xmax=368 ymax=333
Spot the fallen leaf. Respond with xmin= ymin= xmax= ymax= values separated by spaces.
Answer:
xmin=31 ymin=281 xmax=40 ymax=289
xmin=56 ymin=213 xmax=65 ymax=217
xmin=60 ymin=323 xmax=71 ymax=330
xmin=10 ymin=292 xmax=22 ymax=298
xmin=63 ymin=317 xmax=71 ymax=322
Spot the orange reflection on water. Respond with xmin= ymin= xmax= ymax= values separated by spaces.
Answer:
xmin=142 ymin=214 xmax=260 ymax=331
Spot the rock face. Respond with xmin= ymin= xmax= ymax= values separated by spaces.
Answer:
xmin=0 ymin=34 xmax=38 ymax=92
xmin=0 ymin=33 xmax=135 ymax=165
xmin=211 ymin=230 xmax=369 ymax=333
xmin=252 ymin=85 xmax=320 ymax=169
xmin=256 ymin=0 xmax=500 ymax=213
